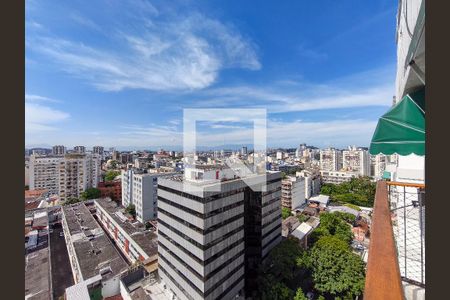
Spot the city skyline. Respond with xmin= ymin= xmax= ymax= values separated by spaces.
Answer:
xmin=26 ymin=0 xmax=397 ymax=149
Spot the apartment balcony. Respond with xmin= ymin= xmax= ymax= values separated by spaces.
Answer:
xmin=364 ymin=181 xmax=425 ymax=300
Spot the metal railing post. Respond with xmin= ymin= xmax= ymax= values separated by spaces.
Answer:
xmin=403 ymin=185 xmax=407 ymax=279
xmin=419 ymin=188 xmax=424 ymax=284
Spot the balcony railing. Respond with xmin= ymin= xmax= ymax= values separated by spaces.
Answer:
xmin=364 ymin=181 xmax=425 ymax=300
xmin=387 ymin=181 xmax=425 ymax=287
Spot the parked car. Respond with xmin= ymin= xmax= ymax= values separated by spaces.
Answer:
xmin=59 ymin=232 xmax=64 ymax=237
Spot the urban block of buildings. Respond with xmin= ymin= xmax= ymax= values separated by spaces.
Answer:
xmin=61 ymin=202 xmax=129 ymax=299
xmin=95 ymin=197 xmax=158 ymax=271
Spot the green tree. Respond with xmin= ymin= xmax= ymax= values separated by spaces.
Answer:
xmin=320 ymin=177 xmax=376 ymax=207
xmin=81 ymin=188 xmax=101 ymax=200
xmin=260 ymin=278 xmax=293 ymax=300
xmin=293 ymin=288 xmax=308 ymax=300
xmin=64 ymin=197 xmax=81 ymax=205
xmin=343 ymin=203 xmax=362 ymax=211
xmin=125 ymin=204 xmax=136 ymax=218
xmin=308 ymin=212 xmax=353 ymax=245
xmin=263 ymin=238 xmax=304 ymax=282
xmin=309 ymin=236 xmax=365 ymax=299
xmin=334 ymin=211 xmax=356 ymax=224
xmin=281 ymin=207 xmax=291 ymax=220
xmin=297 ymin=214 xmax=309 ymax=223
xmin=105 ymin=170 xmax=120 ymax=181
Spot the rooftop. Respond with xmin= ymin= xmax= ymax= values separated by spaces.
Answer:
xmin=25 ymin=247 xmax=51 ymax=300
xmin=62 ymin=203 xmax=129 ymax=281
xmin=291 ymin=222 xmax=314 ymax=241
xmin=94 ymin=198 xmax=158 ymax=258
xmin=308 ymin=194 xmax=330 ymax=205
xmin=25 ymin=189 xmax=48 ymax=199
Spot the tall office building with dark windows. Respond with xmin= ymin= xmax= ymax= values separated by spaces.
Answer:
xmin=157 ymin=166 xmax=282 ymax=300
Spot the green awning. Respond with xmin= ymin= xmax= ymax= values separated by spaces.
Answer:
xmin=369 ymin=88 xmax=425 ymax=156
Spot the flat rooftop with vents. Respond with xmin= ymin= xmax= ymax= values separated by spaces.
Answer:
xmin=61 ymin=202 xmax=129 ymax=283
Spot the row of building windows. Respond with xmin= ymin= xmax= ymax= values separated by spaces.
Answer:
xmin=157 ymin=184 xmax=245 ymax=204
xmin=159 ymin=253 xmax=245 ymax=298
xmin=158 ymin=195 xmax=244 ymax=220
xmin=158 ymin=219 xmax=243 ymax=251
xmin=158 ymin=207 xmax=244 ymax=236
xmin=159 ymin=229 xmax=244 ymax=268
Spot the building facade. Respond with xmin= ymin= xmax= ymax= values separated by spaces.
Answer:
xmin=29 ymin=154 xmax=63 ymax=195
xmin=29 ymin=153 xmax=101 ymax=200
xmin=93 ymin=146 xmax=104 ymax=157
xmin=52 ymin=145 xmax=66 ymax=156
xmin=156 ymin=169 xmax=282 ymax=300
xmin=342 ymin=146 xmax=370 ymax=176
xmin=58 ymin=153 xmax=101 ymax=201
xmin=319 ymin=148 xmax=342 ymax=172
xmin=95 ymin=198 xmax=158 ymax=271
xmin=371 ymin=154 xmax=386 ymax=179
xmin=320 ymin=170 xmax=358 ymax=184
xmin=121 ymin=169 xmax=173 ymax=223
xmin=73 ymin=146 xmax=86 ymax=154
xmin=281 ymin=176 xmax=306 ymax=210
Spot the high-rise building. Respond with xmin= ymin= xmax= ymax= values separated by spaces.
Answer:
xmin=112 ymin=150 xmax=120 ymax=161
xmin=73 ymin=146 xmax=86 ymax=154
xmin=295 ymin=144 xmax=307 ymax=158
xmin=58 ymin=153 xmax=101 ymax=201
xmin=93 ymin=146 xmax=104 ymax=156
xmin=371 ymin=154 xmax=386 ymax=179
xmin=319 ymin=148 xmax=342 ymax=171
xmin=156 ymin=167 xmax=282 ymax=300
xmin=52 ymin=145 xmax=66 ymax=156
xmin=281 ymin=176 xmax=307 ymax=210
xmin=276 ymin=151 xmax=283 ymax=160
xmin=120 ymin=152 xmax=133 ymax=164
xmin=342 ymin=146 xmax=370 ymax=176
xmin=29 ymin=153 xmax=100 ymax=199
xmin=121 ymin=169 xmax=173 ymax=223
xmin=29 ymin=154 xmax=63 ymax=194
xmin=297 ymin=169 xmax=321 ymax=199
xmin=241 ymin=146 xmax=248 ymax=156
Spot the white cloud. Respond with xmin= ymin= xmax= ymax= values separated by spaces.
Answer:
xmin=25 ymin=116 xmax=378 ymax=149
xmin=104 ymin=117 xmax=377 ymax=148
xmin=187 ymin=65 xmax=395 ymax=113
xmin=25 ymin=94 xmax=61 ymax=103
xmin=25 ymin=102 xmax=70 ymax=133
xmin=27 ymin=7 xmax=260 ymax=92
xmin=267 ymin=119 xmax=378 ymax=148
xmin=168 ymin=119 xmax=181 ymax=126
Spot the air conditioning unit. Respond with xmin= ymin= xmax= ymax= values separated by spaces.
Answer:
xmin=99 ymin=266 xmax=112 ymax=276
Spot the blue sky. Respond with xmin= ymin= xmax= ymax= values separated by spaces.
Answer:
xmin=25 ymin=0 xmax=397 ymax=150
